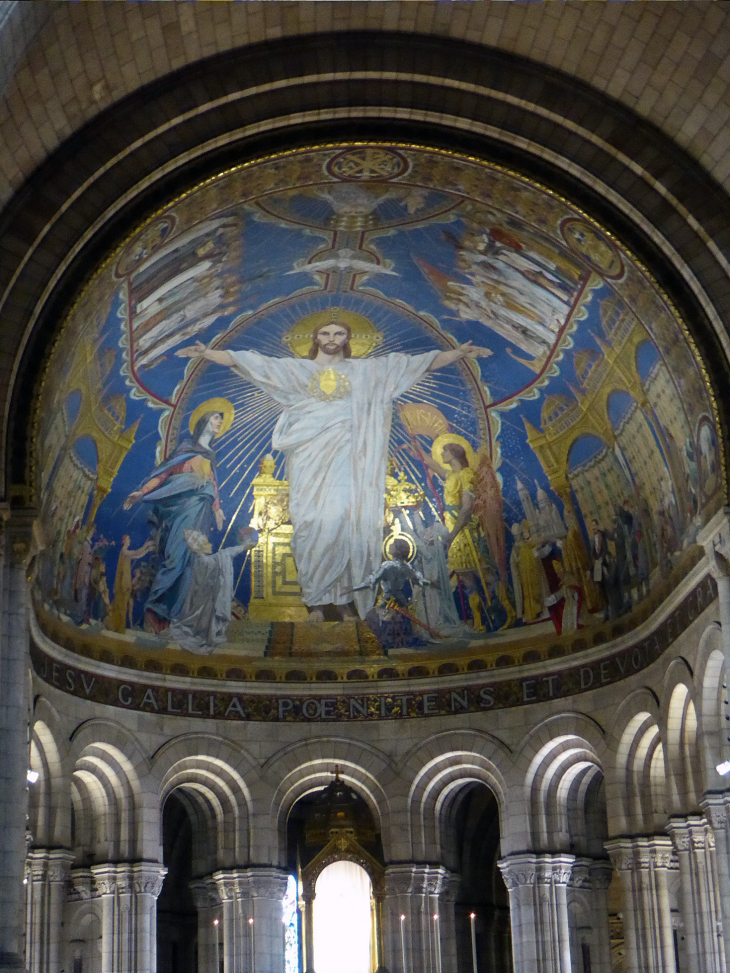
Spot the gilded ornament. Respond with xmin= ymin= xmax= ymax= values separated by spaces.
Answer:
xmin=307 ymin=368 xmax=351 ymax=401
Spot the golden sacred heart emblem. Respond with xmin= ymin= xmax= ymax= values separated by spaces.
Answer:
xmin=309 ymin=369 xmax=351 ymax=401
xmin=319 ymin=369 xmax=339 ymax=396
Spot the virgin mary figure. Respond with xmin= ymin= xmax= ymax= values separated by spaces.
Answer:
xmin=123 ymin=397 xmax=234 ymax=632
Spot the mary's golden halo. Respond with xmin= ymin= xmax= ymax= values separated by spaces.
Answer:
xmin=282 ymin=307 xmax=383 ymax=358
xmin=189 ymin=397 xmax=235 ymax=436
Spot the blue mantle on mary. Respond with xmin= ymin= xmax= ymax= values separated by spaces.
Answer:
xmin=136 ymin=451 xmax=219 ymax=628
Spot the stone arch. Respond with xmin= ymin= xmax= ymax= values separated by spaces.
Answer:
xmin=153 ymin=734 xmax=257 ymax=872
xmin=29 ymin=696 xmax=71 ymax=847
xmin=265 ymin=737 xmax=395 ymax=866
xmin=1 ymin=20 xmax=729 ymax=496
xmin=398 ymin=730 xmax=510 ymax=864
xmin=64 ymin=899 xmax=103 ymax=973
xmin=693 ymin=622 xmax=729 ymax=787
xmin=661 ymin=658 xmax=703 ymax=815
xmin=519 ymin=714 xmax=607 ymax=855
xmin=68 ymin=719 xmax=155 ymax=863
xmin=606 ymin=689 xmax=666 ymax=835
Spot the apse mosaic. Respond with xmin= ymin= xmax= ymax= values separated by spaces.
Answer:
xmin=33 ymin=144 xmax=723 ymax=669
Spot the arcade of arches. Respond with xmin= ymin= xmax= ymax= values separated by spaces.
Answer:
xmin=4 ymin=4 xmax=730 ymax=973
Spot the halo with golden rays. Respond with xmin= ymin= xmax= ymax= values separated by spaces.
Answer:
xmin=282 ymin=308 xmax=383 ymax=358
xmin=189 ymin=397 xmax=235 ymax=436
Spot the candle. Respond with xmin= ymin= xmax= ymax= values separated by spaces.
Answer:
xmin=248 ymin=916 xmax=255 ymax=973
xmin=470 ymin=912 xmax=478 ymax=973
xmin=433 ymin=914 xmax=442 ymax=973
xmin=400 ymin=914 xmax=407 ymax=973
xmin=214 ymin=918 xmax=220 ymax=973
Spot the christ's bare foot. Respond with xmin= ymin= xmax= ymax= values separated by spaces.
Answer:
xmin=308 ymin=608 xmax=325 ymax=623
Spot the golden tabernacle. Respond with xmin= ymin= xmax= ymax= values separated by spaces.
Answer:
xmin=248 ymin=456 xmax=308 ymax=622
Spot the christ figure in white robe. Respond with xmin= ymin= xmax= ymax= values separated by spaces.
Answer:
xmin=177 ymin=317 xmax=490 ymax=621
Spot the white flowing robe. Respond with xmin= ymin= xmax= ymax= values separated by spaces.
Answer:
xmin=228 ymin=349 xmax=439 ymax=615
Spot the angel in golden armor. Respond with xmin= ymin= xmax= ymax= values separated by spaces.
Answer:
xmin=411 ymin=433 xmax=514 ymax=633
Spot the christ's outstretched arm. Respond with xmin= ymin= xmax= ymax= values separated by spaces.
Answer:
xmin=428 ymin=341 xmax=491 ymax=371
xmin=176 ymin=341 xmax=237 ymax=367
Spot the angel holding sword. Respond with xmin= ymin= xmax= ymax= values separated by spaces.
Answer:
xmin=407 ymin=433 xmax=514 ymax=633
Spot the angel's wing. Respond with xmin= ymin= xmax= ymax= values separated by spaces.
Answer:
xmin=472 ymin=448 xmax=508 ymax=584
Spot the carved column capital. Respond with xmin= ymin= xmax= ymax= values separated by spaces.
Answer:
xmin=437 ymin=870 xmax=460 ymax=903
xmin=68 ymin=868 xmax=94 ymax=901
xmin=702 ymin=792 xmax=730 ymax=832
xmin=667 ymin=815 xmax=713 ymax=854
xmin=383 ymin=863 xmax=417 ymax=896
xmin=189 ymin=879 xmax=217 ymax=910
xmin=89 ymin=861 xmax=166 ymax=897
xmin=243 ymin=866 xmax=289 ymax=901
xmin=212 ymin=868 xmax=247 ymax=902
xmin=46 ymin=849 xmax=75 ymax=883
xmin=698 ymin=509 xmax=730 ymax=571
xmin=588 ymin=859 xmax=614 ymax=890
xmin=498 ymin=852 xmax=538 ymax=890
xmin=132 ymin=862 xmax=167 ymax=897
xmin=425 ymin=866 xmax=449 ymax=897
xmin=498 ymin=852 xmax=576 ymax=890
xmin=605 ymin=835 xmax=676 ymax=871
xmin=91 ymin=863 xmax=129 ymax=896
xmin=569 ymin=857 xmax=597 ymax=890
xmin=382 ymin=862 xmax=455 ymax=900
xmin=2 ymin=507 xmax=37 ymax=566
xmin=398 ymin=863 xmax=437 ymax=896
xmin=26 ymin=850 xmax=50 ymax=883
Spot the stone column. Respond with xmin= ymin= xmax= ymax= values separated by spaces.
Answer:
xmin=382 ymin=864 xmax=451 ymax=973
xmin=667 ymin=815 xmax=726 ymax=973
xmin=213 ymin=867 xmax=288 ymax=973
xmin=436 ymin=872 xmax=459 ymax=973
xmin=213 ymin=872 xmax=238 ymax=973
xmin=0 ymin=509 xmax=34 ymax=973
xmin=245 ymin=867 xmax=288 ymax=973
xmin=190 ymin=879 xmax=220 ymax=973
xmin=606 ymin=836 xmax=677 ymax=973
xmin=25 ymin=849 xmax=75 ymax=973
xmin=91 ymin=862 xmax=167 ymax=973
xmin=567 ymin=858 xmax=613 ymax=973
xmin=498 ymin=853 xmax=574 ymax=973
xmin=703 ymin=795 xmax=730 ymax=972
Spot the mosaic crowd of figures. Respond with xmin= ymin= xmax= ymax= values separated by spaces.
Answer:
xmin=33 ymin=145 xmax=722 ymax=663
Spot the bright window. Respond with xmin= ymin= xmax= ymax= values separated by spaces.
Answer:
xmin=313 ymin=861 xmax=372 ymax=973
xmin=283 ymin=874 xmax=299 ymax=973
